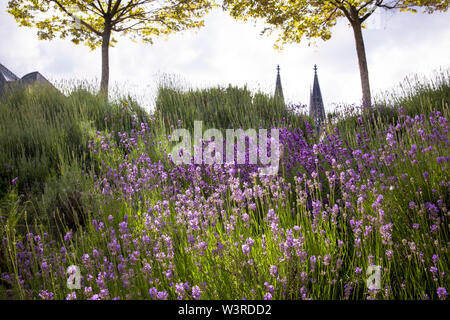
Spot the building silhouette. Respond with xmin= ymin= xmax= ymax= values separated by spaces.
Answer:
xmin=309 ymin=65 xmax=325 ymax=135
xmin=0 ymin=63 xmax=53 ymax=95
xmin=274 ymin=64 xmax=326 ymax=135
xmin=274 ymin=65 xmax=284 ymax=102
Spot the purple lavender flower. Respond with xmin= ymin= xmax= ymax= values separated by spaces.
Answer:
xmin=157 ymin=291 xmax=169 ymax=300
xmin=64 ymin=231 xmax=72 ymax=242
xmin=38 ymin=290 xmax=54 ymax=300
xmin=119 ymin=221 xmax=128 ymax=234
xmin=432 ymin=254 xmax=439 ymax=265
xmin=175 ymin=282 xmax=185 ymax=300
xmin=264 ymin=292 xmax=272 ymax=300
xmin=82 ymin=254 xmax=90 ymax=265
xmin=143 ymin=263 xmax=152 ymax=275
xmin=269 ymin=265 xmax=278 ymax=277
xmin=344 ymin=284 xmax=352 ymax=300
xmin=386 ymin=132 xmax=396 ymax=146
xmin=385 ymin=250 xmax=393 ymax=260
xmin=66 ymin=292 xmax=77 ymax=300
xmin=118 ymin=263 xmax=126 ymax=274
xmin=96 ymin=272 xmax=106 ymax=288
xmin=34 ymin=235 xmax=41 ymax=243
xmin=300 ymin=287 xmax=307 ymax=299
xmin=92 ymin=249 xmax=100 ymax=259
xmin=192 ymin=285 xmax=202 ymax=300
xmin=84 ymin=286 xmax=93 ymax=297
xmin=99 ymin=289 xmax=109 ymax=300
xmin=246 ymin=237 xmax=255 ymax=247
xmin=41 ymin=261 xmax=49 ymax=272
xmin=242 ymin=244 xmax=250 ymax=256
xmin=437 ymin=287 xmax=447 ymax=300
xmin=149 ymin=287 xmax=158 ymax=299
xmin=376 ymin=194 xmax=384 ymax=206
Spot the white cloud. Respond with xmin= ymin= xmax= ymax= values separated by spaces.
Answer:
xmin=1 ymin=3 xmax=449 ymax=112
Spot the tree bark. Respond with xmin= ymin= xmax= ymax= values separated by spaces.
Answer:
xmin=349 ymin=9 xmax=372 ymax=108
xmin=100 ymin=28 xmax=111 ymax=97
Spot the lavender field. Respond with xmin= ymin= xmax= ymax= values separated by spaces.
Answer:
xmin=0 ymin=72 xmax=449 ymax=300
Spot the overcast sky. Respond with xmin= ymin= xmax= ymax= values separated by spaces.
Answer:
xmin=1 ymin=2 xmax=449 ymax=111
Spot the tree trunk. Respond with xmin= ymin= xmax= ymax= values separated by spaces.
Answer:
xmin=350 ymin=9 xmax=372 ymax=108
xmin=100 ymin=28 xmax=111 ymax=97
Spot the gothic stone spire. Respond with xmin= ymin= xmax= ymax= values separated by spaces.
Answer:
xmin=309 ymin=64 xmax=325 ymax=134
xmin=274 ymin=65 xmax=284 ymax=102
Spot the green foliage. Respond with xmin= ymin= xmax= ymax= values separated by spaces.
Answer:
xmin=7 ymin=0 xmax=214 ymax=94
xmin=223 ymin=0 xmax=449 ymax=107
xmin=332 ymin=68 xmax=450 ymax=149
xmin=0 ymin=83 xmax=147 ymax=223
xmin=376 ymin=68 xmax=450 ymax=117
xmin=223 ymin=0 xmax=449 ymax=48
xmin=0 ymin=69 xmax=449 ymax=300
xmin=155 ymin=84 xmax=307 ymax=132
xmin=7 ymin=0 xmax=214 ymax=49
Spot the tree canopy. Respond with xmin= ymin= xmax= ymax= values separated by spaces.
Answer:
xmin=223 ymin=0 xmax=449 ymax=107
xmin=7 ymin=0 xmax=214 ymax=95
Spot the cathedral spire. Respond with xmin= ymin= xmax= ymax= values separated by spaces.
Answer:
xmin=309 ymin=64 xmax=326 ymax=135
xmin=274 ymin=65 xmax=284 ymax=102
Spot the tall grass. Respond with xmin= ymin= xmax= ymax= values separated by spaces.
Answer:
xmin=155 ymin=84 xmax=309 ymax=132
xmin=375 ymin=68 xmax=449 ymax=115
xmin=0 ymin=83 xmax=147 ymax=226
xmin=0 ymin=70 xmax=448 ymax=300
xmin=331 ymin=68 xmax=450 ymax=150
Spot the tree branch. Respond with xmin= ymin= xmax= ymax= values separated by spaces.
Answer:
xmin=357 ymin=0 xmax=375 ymax=13
xmin=112 ymin=19 xmax=147 ymax=32
xmin=320 ymin=6 xmax=339 ymax=28
xmin=94 ymin=0 xmax=106 ymax=15
xmin=85 ymin=3 xmax=105 ymax=18
xmin=50 ymin=0 xmax=102 ymax=36
xmin=107 ymin=0 xmax=113 ymax=14
xmin=376 ymin=0 xmax=407 ymax=10
xmin=113 ymin=0 xmax=149 ymax=23
xmin=110 ymin=0 xmax=123 ymax=16
xmin=112 ymin=1 xmax=180 ymax=27
xmin=333 ymin=1 xmax=354 ymax=24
